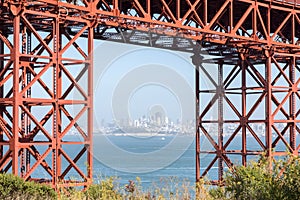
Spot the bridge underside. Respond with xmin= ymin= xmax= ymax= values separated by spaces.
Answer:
xmin=0 ymin=0 xmax=299 ymax=188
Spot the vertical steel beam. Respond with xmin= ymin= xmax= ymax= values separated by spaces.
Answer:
xmin=147 ymin=0 xmax=151 ymax=16
xmin=241 ymin=56 xmax=247 ymax=165
xmin=56 ymin=19 xmax=62 ymax=188
xmin=87 ymin=25 xmax=94 ymax=185
xmin=113 ymin=0 xmax=119 ymax=15
xmin=20 ymin=25 xmax=26 ymax=178
xmin=204 ymin=0 xmax=207 ymax=25
xmin=52 ymin=19 xmax=57 ymax=187
xmin=0 ymin=34 xmax=4 ymax=161
xmin=265 ymin=51 xmax=273 ymax=162
xmin=12 ymin=14 xmax=20 ymax=175
xmin=52 ymin=18 xmax=62 ymax=188
xmin=265 ymin=0 xmax=273 ymax=166
xmin=218 ymin=61 xmax=224 ymax=181
xmin=192 ymin=43 xmax=201 ymax=183
xmin=289 ymin=56 xmax=296 ymax=152
xmin=195 ymin=59 xmax=200 ymax=183
xmin=26 ymin=29 xmax=31 ymax=174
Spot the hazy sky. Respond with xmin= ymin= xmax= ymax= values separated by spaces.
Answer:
xmin=92 ymin=40 xmax=196 ymax=126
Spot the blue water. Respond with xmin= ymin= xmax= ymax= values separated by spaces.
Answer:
xmin=92 ymin=135 xmax=196 ymax=188
xmin=28 ymin=133 xmax=296 ymax=190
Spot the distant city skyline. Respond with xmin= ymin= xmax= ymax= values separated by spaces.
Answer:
xmin=92 ymin=41 xmax=196 ymax=130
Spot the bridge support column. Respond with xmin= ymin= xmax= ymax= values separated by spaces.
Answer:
xmin=265 ymin=50 xmax=273 ymax=163
xmin=12 ymin=14 xmax=21 ymax=176
xmin=0 ymin=33 xmax=4 ymax=162
xmin=192 ymin=43 xmax=202 ymax=183
xmin=197 ymin=46 xmax=300 ymax=183
xmin=0 ymin=2 xmax=94 ymax=189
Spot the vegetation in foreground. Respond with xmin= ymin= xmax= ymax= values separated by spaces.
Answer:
xmin=0 ymin=173 xmax=56 ymax=200
xmin=2 ymin=154 xmax=300 ymax=199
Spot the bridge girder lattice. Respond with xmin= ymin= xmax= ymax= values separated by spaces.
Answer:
xmin=0 ymin=0 xmax=299 ymax=187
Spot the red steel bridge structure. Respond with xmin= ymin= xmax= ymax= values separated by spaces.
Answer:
xmin=0 ymin=0 xmax=300 ymax=188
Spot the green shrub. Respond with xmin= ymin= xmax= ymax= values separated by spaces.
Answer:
xmin=224 ymin=160 xmax=279 ymax=200
xmin=0 ymin=173 xmax=56 ymax=200
xmin=209 ymin=154 xmax=300 ymax=200
xmin=84 ymin=177 xmax=122 ymax=200
xmin=209 ymin=186 xmax=227 ymax=200
xmin=280 ymin=155 xmax=300 ymax=200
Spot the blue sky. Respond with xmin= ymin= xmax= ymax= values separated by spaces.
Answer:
xmin=92 ymin=40 xmax=197 ymax=126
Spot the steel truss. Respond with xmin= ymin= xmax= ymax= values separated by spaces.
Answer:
xmin=0 ymin=0 xmax=94 ymax=188
xmin=0 ymin=0 xmax=299 ymax=187
xmin=197 ymin=49 xmax=300 ymax=184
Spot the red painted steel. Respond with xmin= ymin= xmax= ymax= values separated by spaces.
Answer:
xmin=0 ymin=0 xmax=94 ymax=189
xmin=0 ymin=0 xmax=299 ymax=188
